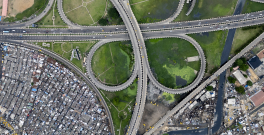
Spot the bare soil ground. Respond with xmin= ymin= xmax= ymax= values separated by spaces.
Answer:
xmin=7 ymin=0 xmax=34 ymax=17
xmin=138 ymin=101 xmax=169 ymax=134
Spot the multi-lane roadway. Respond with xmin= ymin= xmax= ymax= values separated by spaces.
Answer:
xmin=1 ymin=1 xmax=264 ymax=134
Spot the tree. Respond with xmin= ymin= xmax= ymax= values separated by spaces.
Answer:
xmin=243 ymin=74 xmax=248 ymax=78
xmin=235 ymin=86 xmax=245 ymax=94
xmin=228 ymin=76 xmax=236 ymax=83
xmin=246 ymin=80 xmax=253 ymax=86
xmin=98 ymin=18 xmax=108 ymax=26
xmin=165 ymin=95 xmax=172 ymax=101
xmin=108 ymin=8 xmax=119 ymax=19
xmin=206 ymin=86 xmax=213 ymax=91
xmin=240 ymin=64 xmax=249 ymax=71
xmin=234 ymin=59 xmax=244 ymax=67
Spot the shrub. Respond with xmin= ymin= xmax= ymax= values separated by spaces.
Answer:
xmin=246 ymin=81 xmax=253 ymax=86
xmin=228 ymin=76 xmax=236 ymax=83
xmin=235 ymin=86 xmax=245 ymax=94
xmin=98 ymin=18 xmax=108 ymax=26
xmin=206 ymin=86 xmax=213 ymax=91
xmin=108 ymin=8 xmax=119 ymax=19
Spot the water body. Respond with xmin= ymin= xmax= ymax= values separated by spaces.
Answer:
xmin=176 ymin=76 xmax=187 ymax=87
xmin=168 ymin=0 xmax=246 ymax=134
xmin=212 ymin=0 xmax=246 ymax=134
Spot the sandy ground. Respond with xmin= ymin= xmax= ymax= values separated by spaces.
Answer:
xmin=138 ymin=101 xmax=170 ymax=134
xmin=7 ymin=0 xmax=34 ymax=17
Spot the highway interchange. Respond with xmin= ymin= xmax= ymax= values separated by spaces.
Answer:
xmin=1 ymin=0 xmax=264 ymax=134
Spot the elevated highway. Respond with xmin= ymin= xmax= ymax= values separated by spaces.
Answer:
xmin=144 ymin=32 xmax=264 ymax=135
xmin=3 ymin=10 xmax=264 ymax=35
xmin=251 ymin=0 xmax=264 ymax=3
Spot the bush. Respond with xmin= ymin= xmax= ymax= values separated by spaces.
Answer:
xmin=98 ymin=18 xmax=108 ymax=26
xmin=243 ymin=74 xmax=248 ymax=78
xmin=246 ymin=81 xmax=253 ymax=86
xmin=228 ymin=76 xmax=236 ymax=83
xmin=206 ymin=86 xmax=213 ymax=91
xmin=235 ymin=86 xmax=245 ymax=94
xmin=234 ymin=59 xmax=244 ymax=67
xmin=233 ymin=58 xmax=249 ymax=71
xmin=108 ymin=8 xmax=119 ymax=19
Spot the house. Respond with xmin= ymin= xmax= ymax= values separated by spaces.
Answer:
xmin=228 ymin=98 xmax=236 ymax=105
xmin=250 ymin=89 xmax=264 ymax=106
xmin=233 ymin=70 xmax=247 ymax=85
xmin=248 ymin=56 xmax=262 ymax=70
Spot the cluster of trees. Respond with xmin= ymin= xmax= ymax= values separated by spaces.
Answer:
xmin=98 ymin=8 xmax=122 ymax=26
xmin=246 ymin=80 xmax=253 ymax=86
xmin=228 ymin=76 xmax=236 ymax=83
xmin=206 ymin=86 xmax=213 ymax=91
xmin=235 ymin=86 xmax=245 ymax=94
xmin=233 ymin=58 xmax=249 ymax=71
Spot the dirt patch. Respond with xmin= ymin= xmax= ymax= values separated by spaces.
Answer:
xmin=138 ymin=101 xmax=169 ymax=134
xmin=7 ymin=0 xmax=34 ymax=17
xmin=248 ymin=67 xmax=259 ymax=83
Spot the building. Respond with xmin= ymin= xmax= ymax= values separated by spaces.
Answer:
xmin=2 ymin=0 xmax=8 ymax=17
xmin=250 ymin=89 xmax=264 ymax=106
xmin=228 ymin=98 xmax=236 ymax=105
xmin=233 ymin=70 xmax=247 ymax=85
xmin=248 ymin=56 xmax=263 ymax=70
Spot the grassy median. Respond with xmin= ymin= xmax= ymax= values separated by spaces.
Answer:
xmin=36 ymin=1 xmax=67 ymax=27
xmin=231 ymin=0 xmax=264 ymax=55
xmin=92 ymin=41 xmax=134 ymax=86
xmin=63 ymin=0 xmax=106 ymax=25
xmin=146 ymin=38 xmax=200 ymax=89
xmin=130 ymin=0 xmax=179 ymax=23
xmin=34 ymin=41 xmax=96 ymax=73
xmin=242 ymin=0 xmax=264 ymax=13
xmin=100 ymin=80 xmax=137 ymax=135
xmin=189 ymin=30 xmax=228 ymax=75
xmin=174 ymin=0 xmax=237 ymax=22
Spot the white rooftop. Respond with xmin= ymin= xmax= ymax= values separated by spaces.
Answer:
xmin=233 ymin=70 xmax=247 ymax=85
xmin=228 ymin=98 xmax=236 ymax=105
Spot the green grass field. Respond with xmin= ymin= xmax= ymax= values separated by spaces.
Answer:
xmin=130 ymin=0 xmax=179 ymax=23
xmin=232 ymin=24 xmax=264 ymax=55
xmin=34 ymin=41 xmax=96 ymax=72
xmin=63 ymin=0 xmax=106 ymax=25
xmin=92 ymin=41 xmax=134 ymax=85
xmin=174 ymin=0 xmax=237 ymax=22
xmin=146 ymin=38 xmax=200 ymax=89
xmin=189 ymin=31 xmax=228 ymax=75
xmin=100 ymin=80 xmax=137 ymax=135
xmin=36 ymin=1 xmax=67 ymax=27
xmin=242 ymin=0 xmax=264 ymax=13
xmin=162 ymin=92 xmax=175 ymax=103
xmin=4 ymin=0 xmax=48 ymax=22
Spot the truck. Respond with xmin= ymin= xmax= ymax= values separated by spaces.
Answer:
xmin=3 ymin=31 xmax=9 ymax=33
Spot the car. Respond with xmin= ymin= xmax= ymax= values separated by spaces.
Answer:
xmin=23 ymin=31 xmax=26 ymax=33
xmin=12 ymin=30 xmax=15 ymax=32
